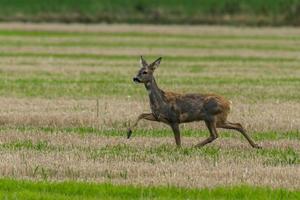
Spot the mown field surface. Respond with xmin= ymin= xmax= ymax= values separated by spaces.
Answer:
xmin=0 ymin=23 xmax=299 ymax=198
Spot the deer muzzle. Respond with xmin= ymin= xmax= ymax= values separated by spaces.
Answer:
xmin=133 ymin=77 xmax=141 ymax=83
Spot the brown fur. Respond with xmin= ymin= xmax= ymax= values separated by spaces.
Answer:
xmin=128 ymin=56 xmax=261 ymax=149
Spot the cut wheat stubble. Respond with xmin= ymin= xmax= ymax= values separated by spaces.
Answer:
xmin=0 ymin=137 xmax=299 ymax=189
xmin=0 ymin=98 xmax=299 ymax=132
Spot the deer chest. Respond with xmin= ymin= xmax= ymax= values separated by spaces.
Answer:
xmin=150 ymin=103 xmax=178 ymax=123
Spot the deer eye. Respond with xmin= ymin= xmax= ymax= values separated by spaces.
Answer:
xmin=142 ymin=71 xmax=148 ymax=74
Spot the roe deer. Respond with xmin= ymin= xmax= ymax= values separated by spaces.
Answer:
xmin=127 ymin=56 xmax=261 ymax=149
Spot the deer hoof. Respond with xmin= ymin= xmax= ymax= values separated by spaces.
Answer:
xmin=127 ymin=128 xmax=132 ymax=139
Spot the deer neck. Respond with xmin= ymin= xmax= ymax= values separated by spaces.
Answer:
xmin=145 ymin=77 xmax=166 ymax=106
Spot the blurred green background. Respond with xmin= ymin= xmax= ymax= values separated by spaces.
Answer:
xmin=0 ymin=0 xmax=300 ymax=25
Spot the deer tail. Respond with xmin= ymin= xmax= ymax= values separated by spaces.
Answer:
xmin=228 ymin=100 xmax=233 ymax=111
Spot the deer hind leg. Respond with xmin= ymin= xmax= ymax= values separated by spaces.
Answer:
xmin=195 ymin=120 xmax=219 ymax=148
xmin=217 ymin=121 xmax=261 ymax=149
xmin=127 ymin=113 xmax=157 ymax=138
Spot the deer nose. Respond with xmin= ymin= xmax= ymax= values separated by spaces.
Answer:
xmin=133 ymin=77 xmax=141 ymax=83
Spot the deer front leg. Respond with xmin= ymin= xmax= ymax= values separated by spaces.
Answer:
xmin=170 ymin=123 xmax=181 ymax=147
xmin=127 ymin=113 xmax=157 ymax=139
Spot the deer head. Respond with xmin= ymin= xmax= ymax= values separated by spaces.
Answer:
xmin=133 ymin=56 xmax=162 ymax=84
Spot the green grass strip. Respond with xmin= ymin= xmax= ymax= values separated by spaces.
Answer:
xmin=0 ymin=77 xmax=298 ymax=100
xmin=2 ymin=126 xmax=299 ymax=141
xmin=0 ymin=29 xmax=300 ymax=41
xmin=0 ymin=178 xmax=299 ymax=200
xmin=2 ymin=39 xmax=300 ymax=52
xmin=0 ymin=52 xmax=297 ymax=63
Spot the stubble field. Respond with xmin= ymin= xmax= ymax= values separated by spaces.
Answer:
xmin=0 ymin=23 xmax=299 ymax=199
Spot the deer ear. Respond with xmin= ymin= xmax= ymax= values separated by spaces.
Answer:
xmin=140 ymin=56 xmax=148 ymax=67
xmin=149 ymin=57 xmax=162 ymax=70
